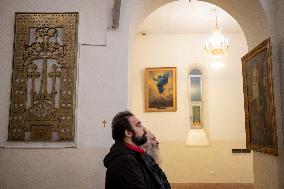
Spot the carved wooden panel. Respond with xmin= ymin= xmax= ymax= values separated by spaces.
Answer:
xmin=8 ymin=13 xmax=78 ymax=142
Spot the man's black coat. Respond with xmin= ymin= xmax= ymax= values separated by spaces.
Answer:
xmin=103 ymin=142 xmax=160 ymax=189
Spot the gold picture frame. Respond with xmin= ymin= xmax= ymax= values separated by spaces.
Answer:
xmin=241 ymin=38 xmax=278 ymax=155
xmin=145 ymin=67 xmax=176 ymax=112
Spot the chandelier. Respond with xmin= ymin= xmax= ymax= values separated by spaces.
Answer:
xmin=204 ymin=9 xmax=229 ymax=60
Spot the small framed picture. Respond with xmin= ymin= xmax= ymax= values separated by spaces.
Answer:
xmin=145 ymin=67 xmax=177 ymax=112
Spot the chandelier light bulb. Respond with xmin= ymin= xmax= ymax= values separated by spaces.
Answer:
xmin=204 ymin=10 xmax=229 ymax=61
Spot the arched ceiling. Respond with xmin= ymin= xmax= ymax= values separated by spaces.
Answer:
xmin=138 ymin=0 xmax=242 ymax=34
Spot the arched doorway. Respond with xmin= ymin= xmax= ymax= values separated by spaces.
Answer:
xmin=128 ymin=0 xmax=280 ymax=188
xmin=130 ymin=0 xmax=250 ymax=185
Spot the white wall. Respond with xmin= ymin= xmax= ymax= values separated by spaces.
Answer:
xmin=0 ymin=0 xmax=130 ymax=149
xmin=0 ymin=0 xmax=131 ymax=188
xmin=131 ymin=33 xmax=247 ymax=141
xmin=130 ymin=33 xmax=253 ymax=183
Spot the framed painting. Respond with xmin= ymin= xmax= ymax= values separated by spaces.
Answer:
xmin=145 ymin=67 xmax=176 ymax=112
xmin=241 ymin=38 xmax=278 ymax=155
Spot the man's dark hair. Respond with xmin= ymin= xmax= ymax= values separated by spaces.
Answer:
xmin=112 ymin=111 xmax=134 ymax=142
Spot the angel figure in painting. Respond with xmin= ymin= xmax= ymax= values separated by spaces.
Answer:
xmin=153 ymin=72 xmax=169 ymax=98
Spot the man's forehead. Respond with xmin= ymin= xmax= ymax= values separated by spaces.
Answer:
xmin=128 ymin=116 xmax=140 ymax=125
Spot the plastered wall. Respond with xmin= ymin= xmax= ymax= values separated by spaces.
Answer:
xmin=130 ymin=33 xmax=253 ymax=183
xmin=0 ymin=0 xmax=130 ymax=188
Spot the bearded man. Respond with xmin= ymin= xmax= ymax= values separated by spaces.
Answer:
xmin=141 ymin=131 xmax=160 ymax=164
xmin=103 ymin=111 xmax=171 ymax=189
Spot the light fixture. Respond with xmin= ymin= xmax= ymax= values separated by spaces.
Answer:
xmin=204 ymin=9 xmax=229 ymax=60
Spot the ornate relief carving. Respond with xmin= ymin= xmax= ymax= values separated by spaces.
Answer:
xmin=8 ymin=13 xmax=78 ymax=142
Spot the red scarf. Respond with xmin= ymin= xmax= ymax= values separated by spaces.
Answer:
xmin=125 ymin=143 xmax=145 ymax=154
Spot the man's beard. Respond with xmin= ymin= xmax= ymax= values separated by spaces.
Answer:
xmin=132 ymin=131 xmax=147 ymax=146
xmin=145 ymin=144 xmax=160 ymax=164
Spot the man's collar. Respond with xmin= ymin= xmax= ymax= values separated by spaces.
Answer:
xmin=125 ymin=143 xmax=145 ymax=154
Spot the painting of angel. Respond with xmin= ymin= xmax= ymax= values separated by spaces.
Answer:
xmin=145 ymin=67 xmax=176 ymax=112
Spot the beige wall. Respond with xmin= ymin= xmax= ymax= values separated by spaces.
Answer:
xmin=129 ymin=1 xmax=284 ymax=188
xmin=130 ymin=33 xmax=248 ymax=141
xmin=160 ymin=141 xmax=252 ymax=183
xmin=130 ymin=33 xmax=253 ymax=183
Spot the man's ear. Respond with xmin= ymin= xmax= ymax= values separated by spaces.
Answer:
xmin=125 ymin=129 xmax=133 ymax=138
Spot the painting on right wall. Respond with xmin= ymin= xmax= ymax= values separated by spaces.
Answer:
xmin=242 ymin=38 xmax=278 ymax=156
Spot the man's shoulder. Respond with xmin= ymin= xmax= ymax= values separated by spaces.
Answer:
xmin=107 ymin=152 xmax=143 ymax=170
xmin=111 ymin=151 xmax=140 ymax=163
xmin=104 ymin=142 xmax=144 ymax=168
